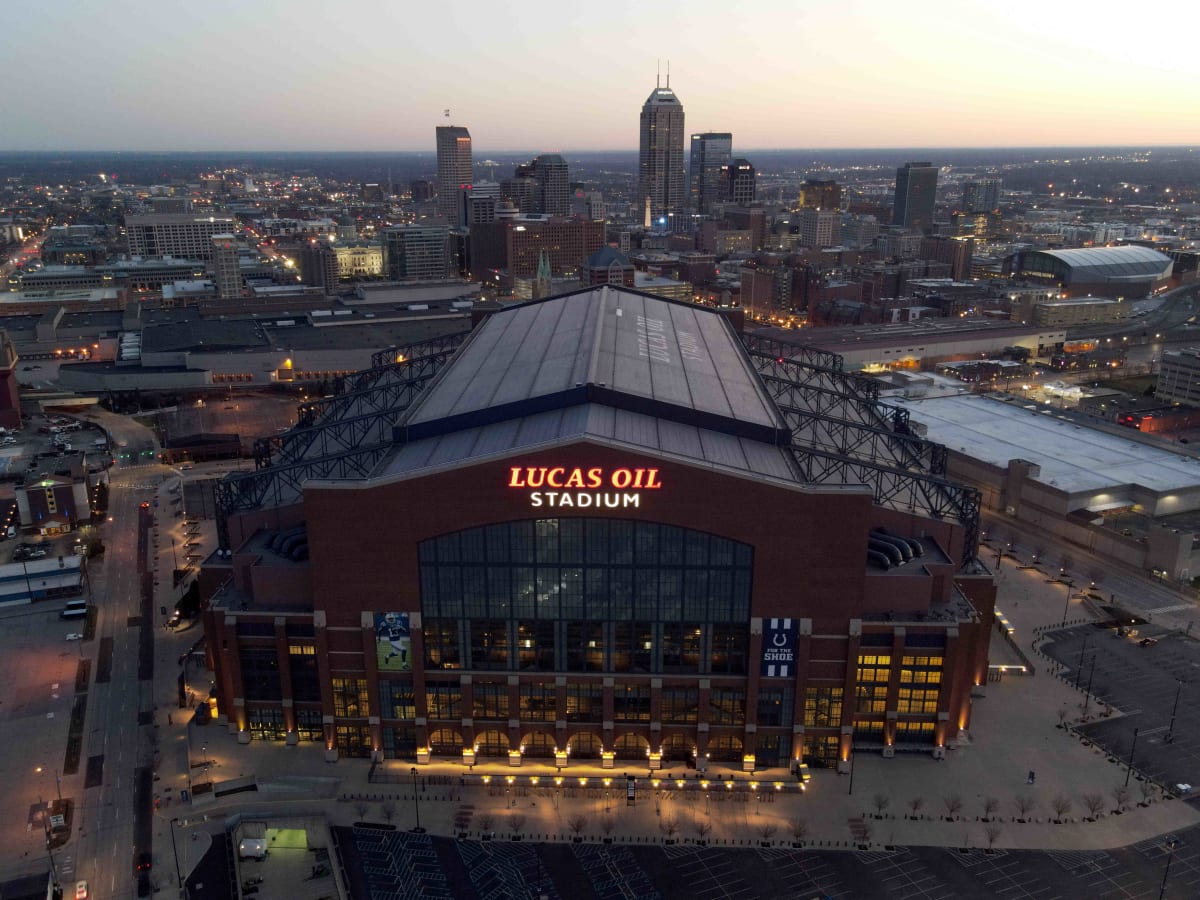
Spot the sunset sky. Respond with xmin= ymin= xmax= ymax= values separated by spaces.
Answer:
xmin=4 ymin=0 xmax=1197 ymax=152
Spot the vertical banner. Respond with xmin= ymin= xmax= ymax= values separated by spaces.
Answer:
xmin=375 ymin=612 xmax=412 ymax=671
xmin=761 ymin=617 xmax=797 ymax=677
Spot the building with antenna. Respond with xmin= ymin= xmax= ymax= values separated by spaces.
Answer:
xmin=638 ymin=71 xmax=686 ymax=228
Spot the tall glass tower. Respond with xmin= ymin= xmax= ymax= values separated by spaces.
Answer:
xmin=892 ymin=162 xmax=938 ymax=232
xmin=689 ymin=132 xmax=732 ymax=215
xmin=638 ymin=79 xmax=686 ymax=228
xmin=436 ymin=125 xmax=473 ymax=224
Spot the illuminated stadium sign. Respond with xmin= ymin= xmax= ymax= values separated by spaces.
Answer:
xmin=507 ymin=466 xmax=662 ymax=509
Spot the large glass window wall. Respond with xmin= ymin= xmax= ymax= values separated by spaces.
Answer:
xmin=419 ymin=519 xmax=751 ymax=676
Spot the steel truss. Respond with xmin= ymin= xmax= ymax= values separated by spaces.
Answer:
xmin=742 ymin=332 xmax=978 ymax=564
xmin=368 ymin=331 xmax=471 ymax=371
xmin=218 ymin=333 xmax=468 ymax=550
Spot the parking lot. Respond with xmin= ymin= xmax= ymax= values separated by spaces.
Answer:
xmin=1041 ymin=623 xmax=1200 ymax=796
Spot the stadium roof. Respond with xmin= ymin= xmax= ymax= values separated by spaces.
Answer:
xmin=216 ymin=286 xmax=981 ymax=563
xmin=404 ymin=288 xmax=786 ymax=440
xmin=1021 ymin=245 xmax=1172 ymax=281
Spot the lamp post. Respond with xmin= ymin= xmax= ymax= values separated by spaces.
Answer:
xmin=1158 ymin=836 xmax=1179 ymax=900
xmin=1082 ymin=655 xmax=1098 ymax=719
xmin=410 ymin=767 xmax=425 ymax=833
xmin=1166 ymin=680 xmax=1183 ymax=743
xmin=169 ymin=818 xmax=184 ymax=893
xmin=1075 ymin=634 xmax=1092 ymax=689
xmin=1060 ymin=580 xmax=1075 ymax=624
xmin=1125 ymin=727 xmax=1141 ymax=789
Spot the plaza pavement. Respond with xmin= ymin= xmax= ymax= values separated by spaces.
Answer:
xmin=136 ymin=494 xmax=1200 ymax=892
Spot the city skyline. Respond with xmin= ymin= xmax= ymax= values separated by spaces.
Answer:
xmin=3 ymin=0 xmax=1198 ymax=152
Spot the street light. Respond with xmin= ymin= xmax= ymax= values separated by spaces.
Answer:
xmin=1082 ymin=655 xmax=1098 ymax=719
xmin=1074 ymin=633 xmax=1092 ymax=689
xmin=1060 ymin=580 xmax=1075 ymax=624
xmin=410 ymin=767 xmax=425 ymax=833
xmin=1125 ymin=727 xmax=1141 ymax=789
xmin=1158 ymin=836 xmax=1179 ymax=900
xmin=1166 ymin=680 xmax=1184 ymax=743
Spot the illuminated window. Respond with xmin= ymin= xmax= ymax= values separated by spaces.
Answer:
xmin=331 ymin=677 xmax=368 ymax=718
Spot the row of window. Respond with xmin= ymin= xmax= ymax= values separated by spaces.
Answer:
xmin=423 ymin=618 xmax=749 ymax=675
xmin=419 ymin=519 xmax=752 ymax=624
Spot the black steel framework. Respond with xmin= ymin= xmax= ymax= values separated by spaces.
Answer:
xmin=215 ymin=332 xmax=469 ymax=550
xmin=213 ymin=322 xmax=978 ymax=566
xmin=741 ymin=332 xmax=978 ymax=563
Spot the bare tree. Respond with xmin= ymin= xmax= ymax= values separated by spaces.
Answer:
xmin=478 ymin=813 xmax=495 ymax=836
xmin=1031 ymin=543 xmax=1046 ymax=565
xmin=692 ymin=818 xmax=712 ymax=842
xmin=984 ymin=823 xmax=1003 ymax=851
xmin=982 ymin=796 xmax=999 ymax=821
xmin=660 ymin=816 xmax=680 ymax=841
xmin=1052 ymin=794 xmax=1072 ymax=821
xmin=1013 ymin=795 xmax=1035 ymax=821
xmin=872 ymin=793 xmax=891 ymax=818
xmin=1087 ymin=567 xmax=1105 ymax=591
xmin=857 ymin=818 xmax=873 ymax=846
xmin=1057 ymin=707 xmax=1069 ymax=729
xmin=1082 ymin=793 xmax=1105 ymax=820
xmin=1059 ymin=554 xmax=1076 ymax=579
xmin=907 ymin=796 xmax=925 ymax=819
xmin=567 ymin=814 xmax=587 ymax=837
xmin=600 ymin=817 xmax=616 ymax=838
xmin=354 ymin=800 xmax=368 ymax=820
xmin=942 ymin=793 xmax=963 ymax=820
xmin=758 ymin=823 xmax=778 ymax=844
xmin=791 ymin=818 xmax=809 ymax=844
xmin=1111 ymin=785 xmax=1130 ymax=812
xmin=380 ymin=800 xmax=396 ymax=825
xmin=510 ymin=814 xmax=526 ymax=839
xmin=1139 ymin=780 xmax=1157 ymax=805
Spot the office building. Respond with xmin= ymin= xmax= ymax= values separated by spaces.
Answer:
xmin=381 ymin=225 xmax=451 ymax=281
xmin=689 ymin=132 xmax=732 ymax=215
xmin=579 ymin=247 xmax=635 ymax=287
xmin=892 ymin=162 xmax=938 ymax=232
xmin=797 ymin=209 xmax=842 ymax=249
xmin=210 ymin=234 xmax=242 ymax=300
xmin=202 ymin=287 xmax=992 ymax=769
xmin=798 ymin=179 xmax=842 ymax=211
xmin=125 ymin=213 xmax=238 ymax=260
xmin=436 ymin=126 xmax=473 ymax=224
xmin=961 ymin=178 xmax=1002 ymax=214
xmin=720 ymin=159 xmax=756 ymax=206
xmin=528 ymin=154 xmax=571 ymax=217
xmin=500 ymin=175 xmax=539 ymax=214
xmin=300 ymin=243 xmax=341 ymax=290
xmin=638 ymin=79 xmax=687 ymax=227
xmin=459 ymin=181 xmax=501 ymax=226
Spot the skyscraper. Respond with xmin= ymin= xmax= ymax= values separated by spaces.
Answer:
xmin=689 ymin=132 xmax=732 ymax=215
xmin=381 ymin=225 xmax=451 ymax=281
xmin=210 ymin=234 xmax=241 ymax=300
xmin=436 ymin=125 xmax=473 ymax=224
xmin=892 ymin=162 xmax=938 ymax=232
xmin=961 ymin=177 xmax=1002 ymax=214
xmin=638 ymin=78 xmax=686 ymax=227
xmin=720 ymin=158 xmax=756 ymax=206
xmin=528 ymin=154 xmax=570 ymax=217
